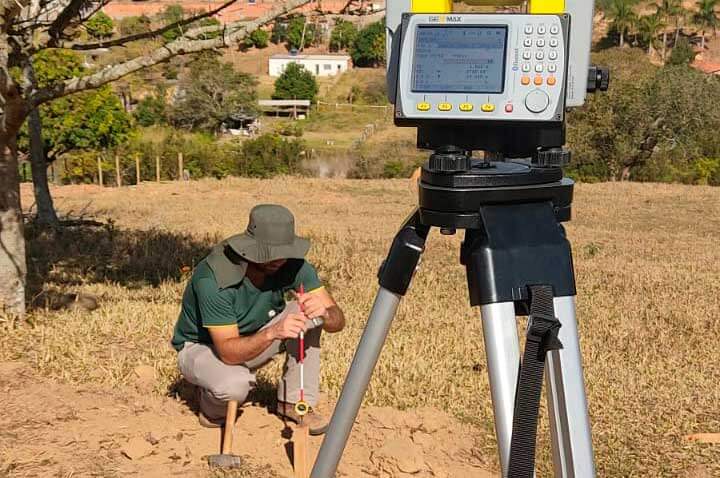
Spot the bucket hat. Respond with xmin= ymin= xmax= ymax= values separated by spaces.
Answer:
xmin=224 ymin=204 xmax=310 ymax=263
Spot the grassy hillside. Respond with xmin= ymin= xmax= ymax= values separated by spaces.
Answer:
xmin=7 ymin=179 xmax=720 ymax=477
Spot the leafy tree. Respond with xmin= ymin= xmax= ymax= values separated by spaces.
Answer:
xmin=607 ymin=0 xmax=637 ymax=47
xmin=351 ymin=20 xmax=386 ymax=66
xmin=330 ymin=19 xmax=358 ymax=51
xmin=272 ymin=19 xmax=289 ymax=44
xmin=272 ymin=62 xmax=319 ymax=101
xmin=170 ymin=54 xmax=258 ymax=132
xmin=668 ymin=36 xmax=696 ymax=64
xmin=694 ymin=0 xmax=719 ymax=50
xmin=20 ymin=50 xmax=132 ymax=163
xmin=286 ymin=16 xmax=316 ymax=50
xmin=656 ymin=0 xmax=683 ymax=60
xmin=245 ymin=29 xmax=270 ymax=48
xmin=85 ymin=12 xmax=114 ymax=39
xmin=638 ymin=13 xmax=666 ymax=54
xmin=119 ymin=15 xmax=152 ymax=36
xmin=134 ymin=88 xmax=168 ymax=126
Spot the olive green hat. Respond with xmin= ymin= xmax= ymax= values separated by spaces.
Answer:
xmin=224 ymin=204 xmax=310 ymax=263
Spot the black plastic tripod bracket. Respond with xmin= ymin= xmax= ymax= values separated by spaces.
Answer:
xmin=377 ymin=210 xmax=430 ymax=296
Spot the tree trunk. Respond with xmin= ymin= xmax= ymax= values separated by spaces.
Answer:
xmin=701 ymin=32 xmax=706 ymax=51
xmin=662 ymin=31 xmax=668 ymax=61
xmin=28 ymin=107 xmax=59 ymax=226
xmin=620 ymin=30 xmax=625 ymax=47
xmin=0 ymin=133 xmax=27 ymax=317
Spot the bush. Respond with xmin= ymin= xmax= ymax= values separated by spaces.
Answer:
xmin=134 ymin=90 xmax=167 ymax=127
xmin=271 ymin=20 xmax=288 ymax=44
xmin=286 ymin=16 xmax=316 ymax=50
xmin=85 ymin=12 xmax=114 ymax=39
xmin=119 ymin=15 xmax=152 ymax=36
xmin=160 ymin=4 xmax=185 ymax=42
xmin=668 ymin=37 xmax=696 ymax=66
xmin=275 ymin=121 xmax=304 ymax=137
xmin=272 ymin=62 xmax=319 ymax=101
xmin=245 ymin=29 xmax=270 ymax=48
xmin=351 ymin=20 xmax=385 ymax=67
xmin=232 ymin=133 xmax=305 ymax=177
xmin=330 ymin=20 xmax=358 ymax=52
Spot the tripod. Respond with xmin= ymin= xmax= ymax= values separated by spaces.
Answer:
xmin=311 ymin=147 xmax=596 ymax=477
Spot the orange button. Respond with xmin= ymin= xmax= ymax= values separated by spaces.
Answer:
xmin=505 ymin=104 xmax=514 ymax=113
xmin=521 ymin=76 xmax=531 ymax=86
xmin=547 ymin=76 xmax=557 ymax=86
xmin=534 ymin=76 xmax=543 ymax=86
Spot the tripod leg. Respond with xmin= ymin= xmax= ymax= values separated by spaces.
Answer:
xmin=545 ymin=296 xmax=595 ymax=478
xmin=311 ymin=211 xmax=429 ymax=478
xmin=480 ymin=301 xmax=521 ymax=476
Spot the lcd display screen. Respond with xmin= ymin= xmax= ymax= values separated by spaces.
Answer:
xmin=412 ymin=26 xmax=508 ymax=94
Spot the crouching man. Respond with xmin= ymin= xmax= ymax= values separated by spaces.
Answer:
xmin=171 ymin=204 xmax=345 ymax=435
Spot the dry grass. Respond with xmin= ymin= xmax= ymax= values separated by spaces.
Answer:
xmin=4 ymin=178 xmax=720 ymax=477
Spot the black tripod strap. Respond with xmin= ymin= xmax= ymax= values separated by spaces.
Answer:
xmin=507 ymin=285 xmax=563 ymax=478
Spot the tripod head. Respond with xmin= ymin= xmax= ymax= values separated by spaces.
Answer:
xmin=383 ymin=0 xmax=608 ymax=228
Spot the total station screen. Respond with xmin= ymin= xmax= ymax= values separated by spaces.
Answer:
xmin=412 ymin=26 xmax=507 ymax=94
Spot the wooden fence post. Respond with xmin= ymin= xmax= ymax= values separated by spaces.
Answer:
xmin=115 ymin=154 xmax=121 ymax=187
xmin=135 ymin=154 xmax=141 ymax=185
xmin=97 ymin=156 xmax=103 ymax=187
xmin=178 ymin=152 xmax=184 ymax=181
xmin=156 ymin=155 xmax=161 ymax=183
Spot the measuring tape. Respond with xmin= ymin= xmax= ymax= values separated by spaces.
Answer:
xmin=295 ymin=284 xmax=310 ymax=418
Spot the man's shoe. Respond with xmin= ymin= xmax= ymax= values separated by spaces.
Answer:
xmin=276 ymin=401 xmax=328 ymax=436
xmin=198 ymin=410 xmax=225 ymax=428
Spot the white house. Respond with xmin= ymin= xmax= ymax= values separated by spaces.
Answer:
xmin=269 ymin=54 xmax=351 ymax=77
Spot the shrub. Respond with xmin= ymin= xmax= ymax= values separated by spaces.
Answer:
xmin=330 ymin=20 xmax=358 ymax=52
xmin=246 ymin=29 xmax=270 ymax=48
xmin=272 ymin=62 xmax=319 ymax=101
xmin=286 ymin=16 xmax=316 ymax=50
xmin=119 ymin=15 xmax=152 ymax=36
xmin=134 ymin=90 xmax=167 ymax=127
xmin=85 ymin=12 xmax=114 ymax=39
xmin=668 ymin=37 xmax=696 ymax=66
xmin=275 ymin=121 xmax=304 ymax=137
xmin=232 ymin=133 xmax=305 ymax=177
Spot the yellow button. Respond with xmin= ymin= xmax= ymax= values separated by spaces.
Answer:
xmin=481 ymin=103 xmax=496 ymax=112
xmin=417 ymin=102 xmax=431 ymax=111
xmin=547 ymin=76 xmax=557 ymax=86
xmin=438 ymin=102 xmax=452 ymax=111
xmin=521 ymin=76 xmax=531 ymax=86
xmin=534 ymin=76 xmax=544 ymax=86
xmin=459 ymin=103 xmax=474 ymax=112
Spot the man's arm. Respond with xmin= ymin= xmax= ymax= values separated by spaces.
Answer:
xmin=299 ymin=288 xmax=345 ymax=333
xmin=209 ymin=312 xmax=309 ymax=365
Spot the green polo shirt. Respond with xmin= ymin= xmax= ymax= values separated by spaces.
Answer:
xmin=171 ymin=246 xmax=322 ymax=351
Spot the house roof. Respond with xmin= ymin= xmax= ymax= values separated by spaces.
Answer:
xmin=270 ymin=54 xmax=351 ymax=61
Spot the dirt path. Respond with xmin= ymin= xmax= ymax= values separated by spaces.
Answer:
xmin=0 ymin=361 xmax=495 ymax=477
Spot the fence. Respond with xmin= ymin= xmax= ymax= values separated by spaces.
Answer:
xmin=96 ymin=152 xmax=189 ymax=187
xmin=315 ymin=101 xmax=392 ymax=118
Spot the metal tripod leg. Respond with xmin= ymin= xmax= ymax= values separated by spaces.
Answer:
xmin=545 ymin=296 xmax=595 ymax=478
xmin=480 ymin=302 xmax=521 ymax=476
xmin=311 ymin=288 xmax=401 ymax=477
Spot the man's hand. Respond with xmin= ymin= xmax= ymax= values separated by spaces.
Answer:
xmin=269 ymin=312 xmax=309 ymax=340
xmin=298 ymin=292 xmax=328 ymax=320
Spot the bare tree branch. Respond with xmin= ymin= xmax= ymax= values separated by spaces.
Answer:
xmin=30 ymin=0 xmax=309 ymax=105
xmin=47 ymin=0 xmax=87 ymax=43
xmin=65 ymin=0 xmax=239 ymax=50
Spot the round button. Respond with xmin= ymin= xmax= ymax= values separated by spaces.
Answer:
xmin=550 ymin=25 xmax=560 ymax=35
xmin=525 ymin=90 xmax=550 ymax=113
xmin=538 ymin=25 xmax=547 ymax=35
xmin=549 ymin=51 xmax=558 ymax=60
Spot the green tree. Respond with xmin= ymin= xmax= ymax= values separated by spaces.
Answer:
xmin=329 ymin=19 xmax=358 ymax=51
xmin=668 ymin=36 xmax=696 ymax=64
xmin=85 ymin=11 xmax=114 ymax=39
xmin=134 ymin=88 xmax=167 ymax=126
xmin=351 ymin=20 xmax=385 ymax=66
xmin=607 ymin=0 xmax=637 ymax=47
xmin=161 ymin=4 xmax=186 ymax=42
xmin=286 ymin=16 xmax=316 ymax=50
xmin=272 ymin=62 xmax=319 ymax=101
xmin=119 ymin=15 xmax=152 ymax=36
xmin=245 ymin=29 xmax=270 ymax=48
xmin=170 ymin=54 xmax=258 ymax=132
xmin=656 ymin=0 xmax=683 ymax=60
xmin=694 ymin=0 xmax=719 ymax=50
xmin=272 ymin=19 xmax=289 ymax=44
xmin=638 ymin=13 xmax=666 ymax=54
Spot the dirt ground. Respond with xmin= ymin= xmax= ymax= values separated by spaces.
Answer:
xmin=0 ymin=360 xmax=495 ymax=477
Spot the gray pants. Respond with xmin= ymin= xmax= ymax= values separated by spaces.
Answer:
xmin=177 ymin=301 xmax=321 ymax=420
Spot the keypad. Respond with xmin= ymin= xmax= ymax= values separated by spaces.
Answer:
xmin=520 ymin=22 xmax=561 ymax=88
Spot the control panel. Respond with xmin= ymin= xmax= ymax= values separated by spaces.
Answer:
xmin=392 ymin=13 xmax=569 ymax=124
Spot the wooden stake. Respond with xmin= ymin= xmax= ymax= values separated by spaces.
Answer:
xmin=97 ymin=156 xmax=103 ymax=187
xmin=135 ymin=154 xmax=141 ymax=185
xmin=115 ymin=154 xmax=121 ymax=187
xmin=155 ymin=155 xmax=161 ymax=183
xmin=178 ymin=152 xmax=184 ymax=181
xmin=293 ymin=423 xmax=309 ymax=478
